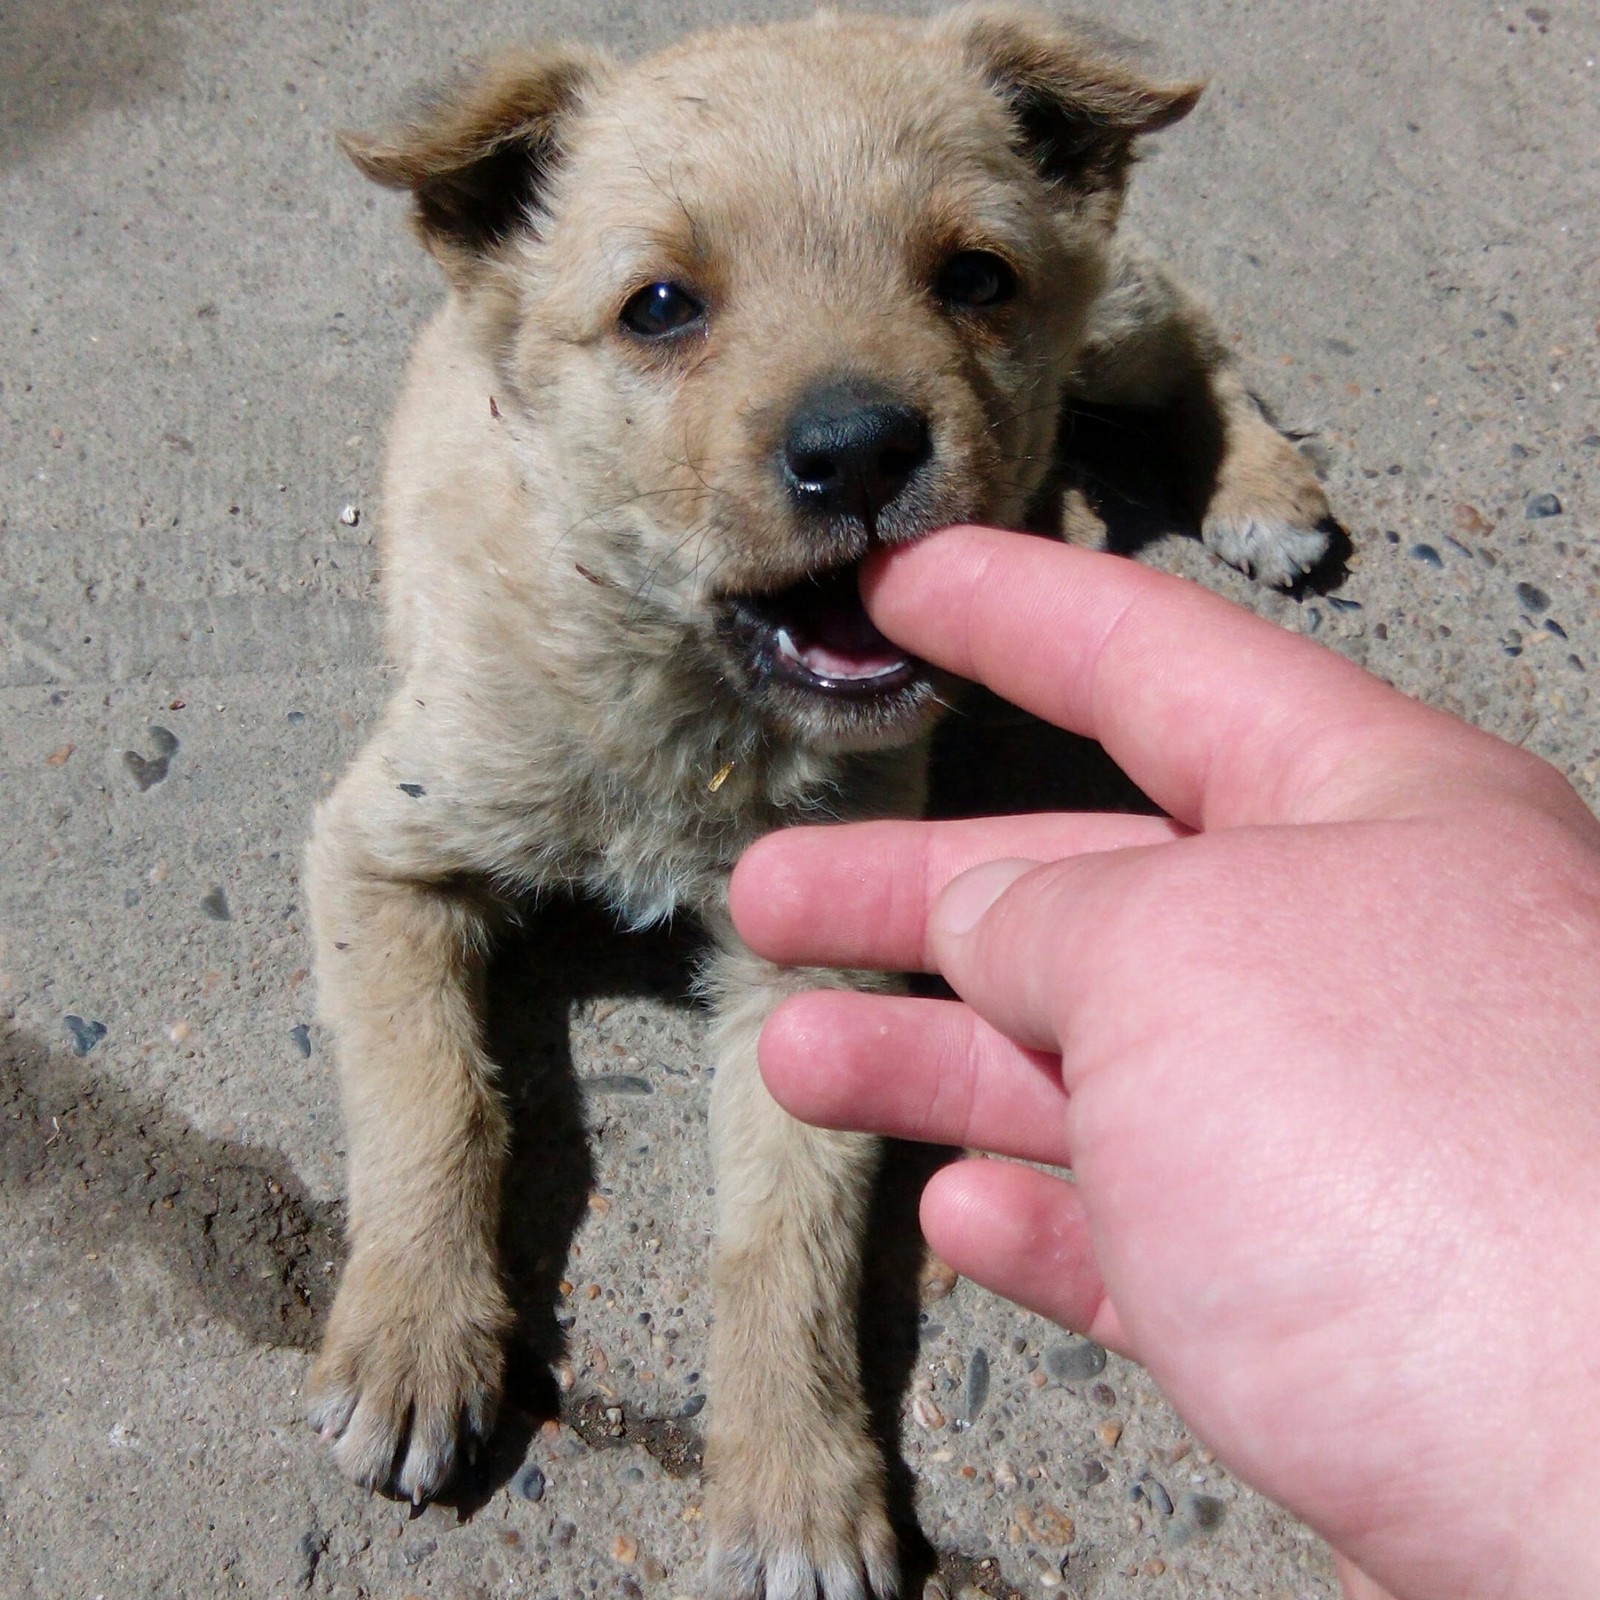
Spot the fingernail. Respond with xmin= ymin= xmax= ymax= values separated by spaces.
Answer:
xmin=934 ymin=858 xmax=1038 ymax=938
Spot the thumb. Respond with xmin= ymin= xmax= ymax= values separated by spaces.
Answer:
xmin=929 ymin=856 xmax=1073 ymax=1054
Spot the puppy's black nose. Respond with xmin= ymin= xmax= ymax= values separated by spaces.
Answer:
xmin=781 ymin=384 xmax=931 ymax=520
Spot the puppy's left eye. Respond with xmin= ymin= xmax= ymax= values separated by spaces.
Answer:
xmin=620 ymin=281 xmax=706 ymax=339
xmin=936 ymin=250 xmax=1018 ymax=310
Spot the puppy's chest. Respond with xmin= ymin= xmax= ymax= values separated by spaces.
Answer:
xmin=570 ymin=745 xmax=854 ymax=927
xmin=431 ymin=718 xmax=831 ymax=919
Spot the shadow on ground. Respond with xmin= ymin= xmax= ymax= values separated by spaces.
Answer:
xmin=0 ymin=0 xmax=193 ymax=168
xmin=1053 ymin=398 xmax=1352 ymax=594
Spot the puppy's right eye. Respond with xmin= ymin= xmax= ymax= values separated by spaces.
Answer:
xmin=620 ymin=282 xmax=706 ymax=339
xmin=935 ymin=250 xmax=1018 ymax=310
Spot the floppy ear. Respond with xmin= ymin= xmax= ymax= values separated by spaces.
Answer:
xmin=943 ymin=5 xmax=1203 ymax=193
xmin=339 ymin=46 xmax=608 ymax=282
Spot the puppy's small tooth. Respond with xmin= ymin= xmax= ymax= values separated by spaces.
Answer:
xmin=775 ymin=627 xmax=803 ymax=664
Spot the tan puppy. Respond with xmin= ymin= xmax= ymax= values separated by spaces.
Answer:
xmin=305 ymin=9 xmax=1331 ymax=1596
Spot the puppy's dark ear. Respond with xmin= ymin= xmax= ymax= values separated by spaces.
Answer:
xmin=943 ymin=5 xmax=1202 ymax=193
xmin=339 ymin=47 xmax=608 ymax=281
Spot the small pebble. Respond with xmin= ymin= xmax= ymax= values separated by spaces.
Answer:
xmin=512 ymin=1462 xmax=546 ymax=1502
xmin=1142 ymin=1559 xmax=1167 ymax=1577
xmin=289 ymin=1023 xmax=312 ymax=1058
xmin=286 ymin=710 xmax=307 ymax=726
xmin=1165 ymin=1490 xmax=1228 ymax=1548
xmin=1514 ymin=581 xmax=1550 ymax=612
xmin=1079 ymin=1458 xmax=1109 ymax=1489
xmin=124 ymin=725 xmax=179 ymax=790
xmin=1525 ymin=493 xmax=1562 ymax=519
xmin=639 ymin=1554 xmax=667 ymax=1583
xmin=583 ymin=1074 xmax=653 ymax=1096
xmin=64 ymin=1015 xmax=107 ymax=1057
xmin=1544 ymin=618 xmax=1568 ymax=640
xmin=912 ymin=1393 xmax=947 ymax=1430
xmin=1326 ymin=595 xmax=1363 ymax=612
xmin=1139 ymin=1478 xmax=1174 ymax=1517
xmin=1089 ymin=1382 xmax=1116 ymax=1408
xmin=1581 ymin=433 xmax=1600 ymax=449
xmin=400 ymin=1537 xmax=437 ymax=1567
xmin=201 ymin=886 xmax=231 ymax=922
xmin=339 ymin=504 xmax=361 ymax=526
xmin=1097 ymin=1421 xmax=1122 ymax=1449
xmin=612 ymin=1533 xmax=639 ymax=1565
xmin=398 ymin=782 xmax=426 ymax=798
xmin=1177 ymin=1490 xmax=1226 ymax=1530
xmin=965 ymin=1347 xmax=991 ymax=1421
xmin=921 ymin=1258 xmax=959 ymax=1303
xmin=1408 ymin=543 xmax=1442 ymax=567
xmin=1043 ymin=1340 xmax=1106 ymax=1383
xmin=678 ymin=1394 xmax=706 ymax=1419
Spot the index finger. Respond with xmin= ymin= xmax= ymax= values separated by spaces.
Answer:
xmin=865 ymin=529 xmax=1560 ymax=831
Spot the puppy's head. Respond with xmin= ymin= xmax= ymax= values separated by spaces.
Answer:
xmin=345 ymin=8 xmax=1198 ymax=753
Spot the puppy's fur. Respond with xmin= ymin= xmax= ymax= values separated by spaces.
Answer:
xmin=305 ymin=10 xmax=1331 ymax=1596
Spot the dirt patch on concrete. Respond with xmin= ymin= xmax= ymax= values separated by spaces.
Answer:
xmin=0 ymin=1021 xmax=342 ymax=1349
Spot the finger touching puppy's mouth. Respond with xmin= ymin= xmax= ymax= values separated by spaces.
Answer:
xmin=723 ymin=559 xmax=919 ymax=699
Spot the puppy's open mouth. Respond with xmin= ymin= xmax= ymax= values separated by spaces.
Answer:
xmin=722 ymin=560 xmax=919 ymax=699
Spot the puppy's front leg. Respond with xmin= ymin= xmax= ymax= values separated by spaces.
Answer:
xmin=702 ymin=938 xmax=900 ymax=1600
xmin=1072 ymin=245 xmax=1333 ymax=587
xmin=304 ymin=772 xmax=512 ymax=1503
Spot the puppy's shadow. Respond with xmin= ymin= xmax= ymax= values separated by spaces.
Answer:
xmin=1049 ymin=399 xmax=1352 ymax=594
xmin=441 ymin=895 xmax=703 ymax=1514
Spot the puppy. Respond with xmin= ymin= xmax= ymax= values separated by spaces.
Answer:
xmin=304 ymin=9 xmax=1331 ymax=1596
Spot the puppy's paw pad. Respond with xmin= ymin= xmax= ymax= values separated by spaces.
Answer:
xmin=307 ymin=1258 xmax=510 ymax=1502
xmin=1202 ymin=513 xmax=1332 ymax=589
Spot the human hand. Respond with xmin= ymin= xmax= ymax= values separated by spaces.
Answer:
xmin=730 ymin=527 xmax=1600 ymax=1600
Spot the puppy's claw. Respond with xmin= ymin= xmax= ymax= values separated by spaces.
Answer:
xmin=1201 ymin=513 xmax=1331 ymax=589
xmin=704 ymin=1478 xmax=900 ymax=1599
xmin=306 ymin=1250 xmax=510 ymax=1503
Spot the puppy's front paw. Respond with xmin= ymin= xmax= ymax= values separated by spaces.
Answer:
xmin=306 ymin=1248 xmax=511 ymax=1503
xmin=705 ymin=1424 xmax=899 ymax=1599
xmin=1201 ymin=425 xmax=1332 ymax=588
xmin=1201 ymin=508 xmax=1331 ymax=589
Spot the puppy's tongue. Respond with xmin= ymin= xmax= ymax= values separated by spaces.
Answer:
xmin=774 ymin=570 xmax=907 ymax=682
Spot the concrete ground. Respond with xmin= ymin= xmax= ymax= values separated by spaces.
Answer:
xmin=2 ymin=0 xmax=1596 ymax=1596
